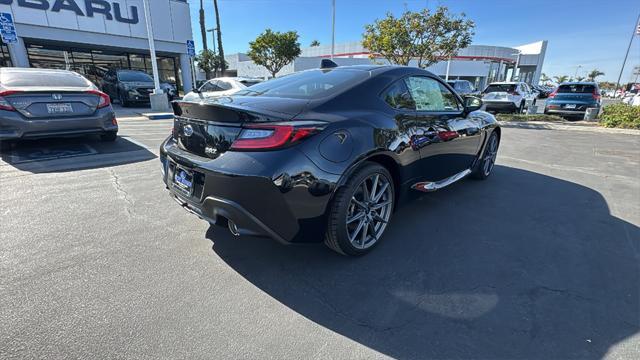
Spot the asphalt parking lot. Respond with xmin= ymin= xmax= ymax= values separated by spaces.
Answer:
xmin=1 ymin=116 xmax=638 ymax=359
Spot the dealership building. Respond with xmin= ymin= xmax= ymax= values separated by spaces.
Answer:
xmin=0 ymin=0 xmax=194 ymax=92
xmin=226 ymin=40 xmax=548 ymax=89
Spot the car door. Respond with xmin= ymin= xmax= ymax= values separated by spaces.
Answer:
xmin=405 ymin=76 xmax=483 ymax=181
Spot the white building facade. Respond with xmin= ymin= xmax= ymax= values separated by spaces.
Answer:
xmin=225 ymin=40 xmax=548 ymax=89
xmin=0 ymin=0 xmax=194 ymax=92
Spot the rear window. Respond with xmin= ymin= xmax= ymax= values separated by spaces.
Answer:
xmin=484 ymin=84 xmax=516 ymax=93
xmin=239 ymin=80 xmax=262 ymax=87
xmin=1 ymin=70 xmax=91 ymax=87
xmin=118 ymin=71 xmax=153 ymax=82
xmin=234 ymin=69 xmax=369 ymax=99
xmin=557 ymin=84 xmax=595 ymax=93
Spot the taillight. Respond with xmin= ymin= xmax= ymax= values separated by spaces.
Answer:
xmin=87 ymin=90 xmax=111 ymax=108
xmin=509 ymin=91 xmax=520 ymax=96
xmin=548 ymin=90 xmax=557 ymax=98
xmin=230 ymin=124 xmax=320 ymax=150
xmin=0 ymin=90 xmax=20 ymax=111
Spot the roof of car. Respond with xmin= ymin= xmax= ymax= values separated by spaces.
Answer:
xmin=488 ymin=81 xmax=522 ymax=85
xmin=0 ymin=67 xmax=79 ymax=75
xmin=559 ymin=82 xmax=598 ymax=85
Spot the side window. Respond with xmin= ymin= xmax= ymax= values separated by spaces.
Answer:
xmin=217 ymin=81 xmax=232 ymax=91
xmin=381 ymin=80 xmax=415 ymax=110
xmin=200 ymin=80 xmax=223 ymax=92
xmin=405 ymin=76 xmax=460 ymax=111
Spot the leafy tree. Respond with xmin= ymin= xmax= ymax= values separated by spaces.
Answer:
xmin=195 ymin=49 xmax=217 ymax=76
xmin=598 ymin=81 xmax=617 ymax=90
xmin=587 ymin=69 xmax=604 ymax=81
xmin=248 ymin=29 xmax=301 ymax=77
xmin=362 ymin=6 xmax=475 ymax=67
xmin=310 ymin=40 xmax=321 ymax=47
xmin=554 ymin=75 xmax=569 ymax=84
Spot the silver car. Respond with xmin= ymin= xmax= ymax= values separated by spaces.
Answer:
xmin=0 ymin=68 xmax=118 ymax=147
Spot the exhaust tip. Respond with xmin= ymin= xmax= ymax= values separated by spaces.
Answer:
xmin=228 ymin=220 xmax=240 ymax=236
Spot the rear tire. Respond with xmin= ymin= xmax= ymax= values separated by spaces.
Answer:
xmin=324 ymin=162 xmax=395 ymax=256
xmin=471 ymin=131 xmax=499 ymax=180
xmin=119 ymin=92 xmax=129 ymax=107
xmin=517 ymin=101 xmax=525 ymax=114
xmin=101 ymin=131 xmax=118 ymax=142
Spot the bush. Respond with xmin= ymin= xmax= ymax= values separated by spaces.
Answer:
xmin=495 ymin=114 xmax=566 ymax=122
xmin=599 ymin=103 xmax=640 ymax=129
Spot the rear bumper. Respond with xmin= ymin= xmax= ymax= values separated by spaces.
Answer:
xmin=483 ymin=101 xmax=518 ymax=112
xmin=160 ymin=138 xmax=339 ymax=243
xmin=0 ymin=107 xmax=117 ymax=140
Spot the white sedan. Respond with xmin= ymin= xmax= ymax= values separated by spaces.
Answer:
xmin=182 ymin=77 xmax=263 ymax=102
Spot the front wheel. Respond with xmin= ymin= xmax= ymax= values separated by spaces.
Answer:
xmin=471 ymin=132 xmax=499 ymax=180
xmin=324 ymin=163 xmax=395 ymax=256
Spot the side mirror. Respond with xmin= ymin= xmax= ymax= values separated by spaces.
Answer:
xmin=464 ymin=96 xmax=483 ymax=113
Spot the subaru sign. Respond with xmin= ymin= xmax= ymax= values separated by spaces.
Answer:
xmin=0 ymin=12 xmax=17 ymax=44
xmin=186 ymin=40 xmax=196 ymax=57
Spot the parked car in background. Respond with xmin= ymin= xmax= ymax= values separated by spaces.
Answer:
xmin=544 ymin=82 xmax=601 ymax=119
xmin=161 ymin=64 xmax=500 ymax=256
xmin=447 ymin=80 xmax=480 ymax=96
xmin=182 ymin=77 xmax=263 ymax=102
xmin=102 ymin=69 xmax=175 ymax=107
xmin=532 ymin=84 xmax=551 ymax=98
xmin=481 ymin=81 xmax=537 ymax=113
xmin=0 ymin=68 xmax=117 ymax=148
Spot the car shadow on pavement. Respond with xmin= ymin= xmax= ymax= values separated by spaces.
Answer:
xmin=206 ymin=165 xmax=639 ymax=360
xmin=0 ymin=136 xmax=156 ymax=173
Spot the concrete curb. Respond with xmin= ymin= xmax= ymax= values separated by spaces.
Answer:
xmin=498 ymin=121 xmax=640 ymax=135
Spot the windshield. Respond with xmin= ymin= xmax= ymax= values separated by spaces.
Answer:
xmin=234 ymin=69 xmax=369 ymax=99
xmin=557 ymin=84 xmax=595 ymax=93
xmin=118 ymin=71 xmax=153 ymax=82
xmin=1 ymin=70 xmax=91 ymax=87
xmin=484 ymin=84 xmax=516 ymax=93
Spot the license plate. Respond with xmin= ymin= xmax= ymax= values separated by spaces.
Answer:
xmin=46 ymin=103 xmax=74 ymax=114
xmin=173 ymin=167 xmax=194 ymax=196
xmin=565 ymin=104 xmax=576 ymax=109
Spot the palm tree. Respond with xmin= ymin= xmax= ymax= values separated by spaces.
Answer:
xmin=575 ymin=76 xmax=586 ymax=82
xmin=213 ymin=0 xmax=225 ymax=75
xmin=587 ymin=69 xmax=604 ymax=82
xmin=554 ymin=75 xmax=569 ymax=84
xmin=310 ymin=40 xmax=321 ymax=47
xmin=198 ymin=0 xmax=211 ymax=78
xmin=540 ymin=73 xmax=551 ymax=85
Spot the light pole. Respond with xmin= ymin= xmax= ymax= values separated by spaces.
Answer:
xmin=573 ymin=65 xmax=582 ymax=80
xmin=510 ymin=51 xmax=521 ymax=81
xmin=207 ymin=28 xmax=218 ymax=54
xmin=615 ymin=13 xmax=640 ymax=95
xmin=331 ymin=0 xmax=335 ymax=59
xmin=142 ymin=0 xmax=169 ymax=111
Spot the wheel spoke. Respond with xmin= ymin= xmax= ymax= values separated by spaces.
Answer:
xmin=360 ymin=220 xmax=369 ymax=246
xmin=370 ymin=174 xmax=379 ymax=202
xmin=372 ymin=213 xmax=388 ymax=224
xmin=371 ymin=199 xmax=391 ymax=210
xmin=361 ymin=181 xmax=370 ymax=201
xmin=347 ymin=211 xmax=365 ymax=224
xmin=349 ymin=219 xmax=366 ymax=243
xmin=373 ymin=182 xmax=389 ymax=202
xmin=351 ymin=197 xmax=367 ymax=210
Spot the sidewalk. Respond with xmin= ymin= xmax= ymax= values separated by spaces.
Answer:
xmin=499 ymin=120 xmax=640 ymax=135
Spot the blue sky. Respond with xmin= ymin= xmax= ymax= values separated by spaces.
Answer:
xmin=189 ymin=0 xmax=640 ymax=82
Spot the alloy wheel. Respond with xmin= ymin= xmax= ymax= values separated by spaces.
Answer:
xmin=345 ymin=173 xmax=393 ymax=250
xmin=483 ymin=135 xmax=498 ymax=176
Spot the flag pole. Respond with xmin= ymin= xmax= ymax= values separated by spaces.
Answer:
xmin=614 ymin=12 xmax=640 ymax=96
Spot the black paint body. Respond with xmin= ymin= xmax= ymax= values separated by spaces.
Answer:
xmin=160 ymin=66 xmax=500 ymax=243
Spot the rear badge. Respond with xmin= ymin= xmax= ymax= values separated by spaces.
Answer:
xmin=204 ymin=146 xmax=218 ymax=157
xmin=183 ymin=125 xmax=194 ymax=137
xmin=52 ymin=93 xmax=63 ymax=100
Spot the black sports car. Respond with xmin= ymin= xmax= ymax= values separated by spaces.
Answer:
xmin=160 ymin=63 xmax=500 ymax=256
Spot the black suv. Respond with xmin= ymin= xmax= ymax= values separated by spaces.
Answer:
xmin=102 ymin=69 xmax=174 ymax=107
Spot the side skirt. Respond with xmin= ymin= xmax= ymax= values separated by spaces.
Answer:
xmin=411 ymin=169 xmax=472 ymax=192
